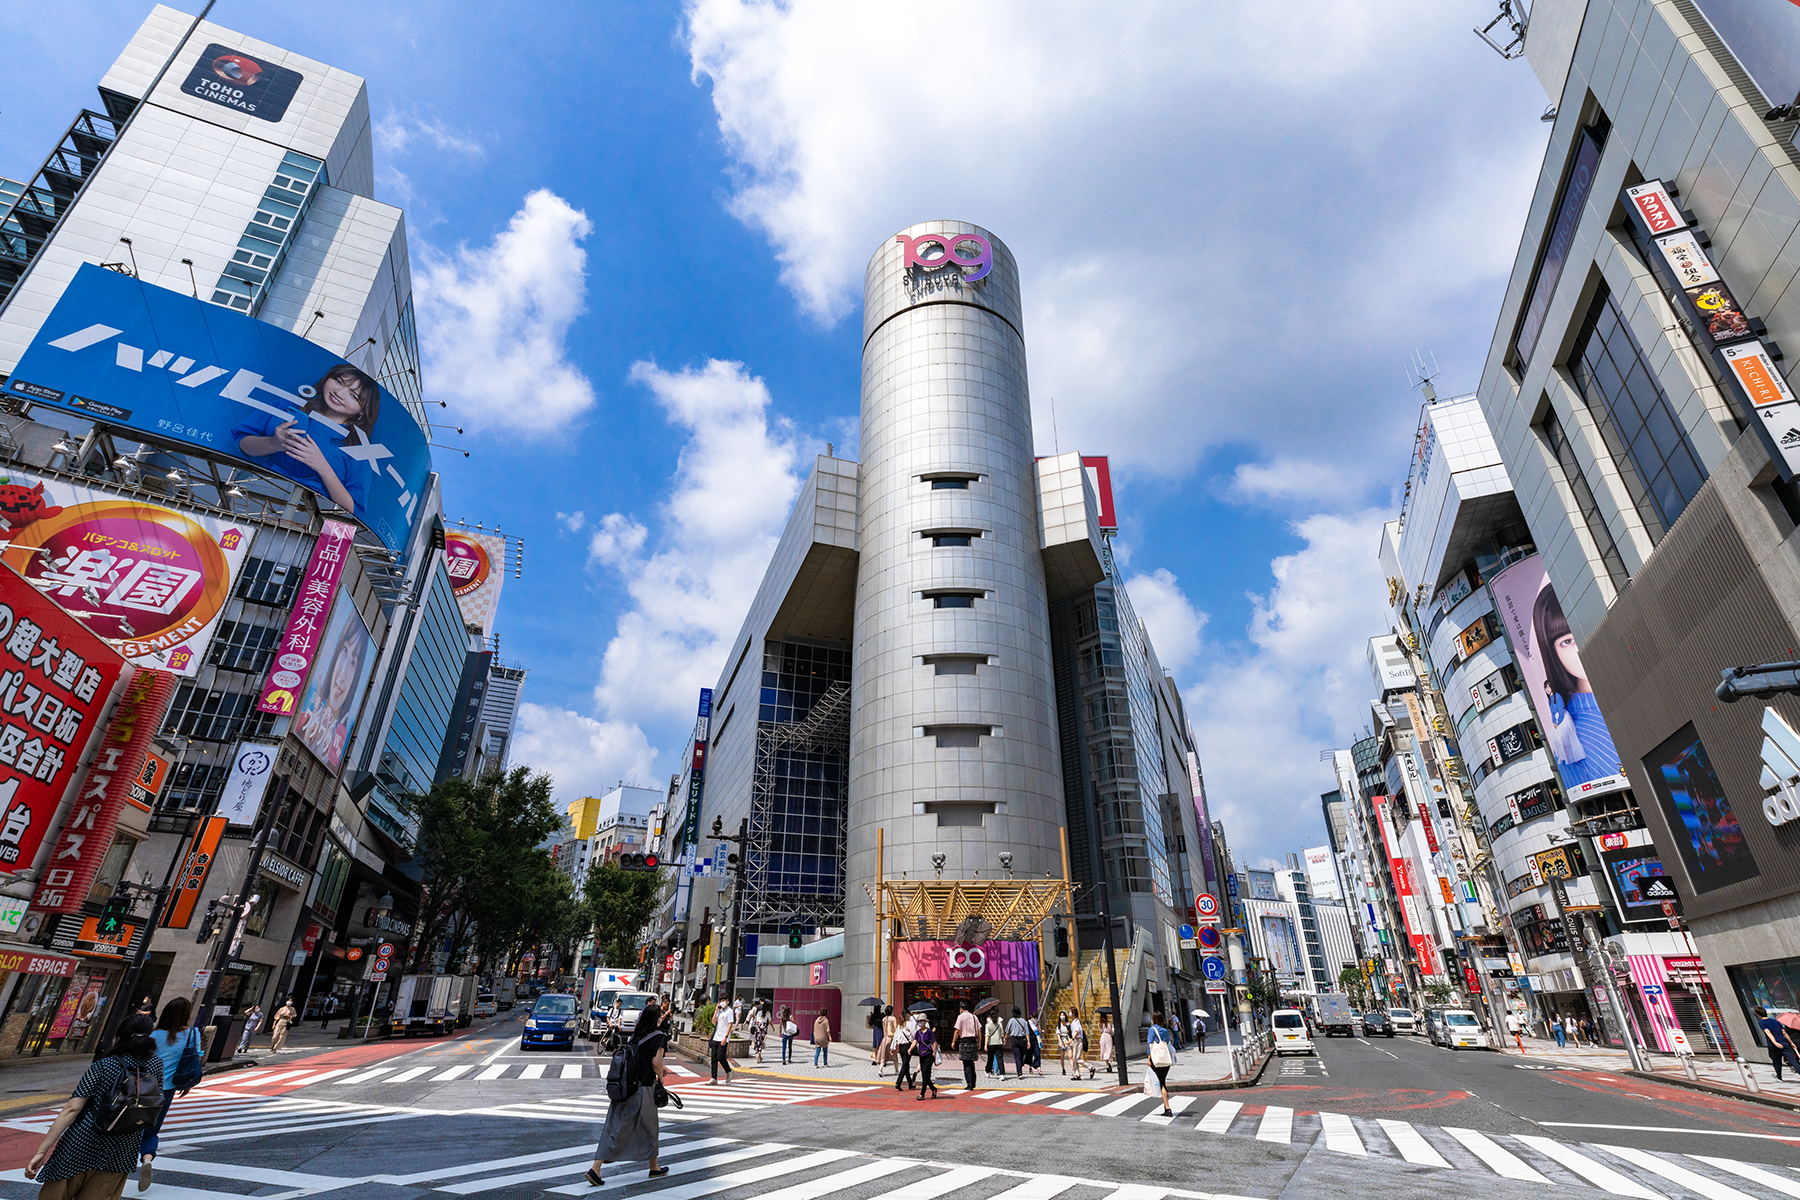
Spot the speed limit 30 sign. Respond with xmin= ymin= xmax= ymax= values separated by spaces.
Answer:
xmin=1195 ymin=893 xmax=1220 ymax=924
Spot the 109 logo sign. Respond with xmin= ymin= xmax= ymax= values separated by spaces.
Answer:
xmin=896 ymin=232 xmax=992 ymax=283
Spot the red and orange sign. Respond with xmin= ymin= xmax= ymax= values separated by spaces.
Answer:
xmin=128 ymin=748 xmax=170 ymax=812
xmin=162 ymin=815 xmax=228 ymax=928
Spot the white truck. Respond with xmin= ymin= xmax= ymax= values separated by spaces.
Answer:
xmin=1316 ymin=992 xmax=1357 ymax=1037
xmin=389 ymin=974 xmax=463 ymax=1037
xmin=495 ymin=979 xmax=517 ymax=1011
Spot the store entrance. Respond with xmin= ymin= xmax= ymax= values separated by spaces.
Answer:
xmin=902 ymin=983 xmax=993 ymax=1047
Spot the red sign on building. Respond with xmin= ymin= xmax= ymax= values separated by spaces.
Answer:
xmin=256 ymin=519 xmax=356 ymax=716
xmin=35 ymin=667 xmax=175 ymax=912
xmin=0 ymin=563 xmax=126 ymax=878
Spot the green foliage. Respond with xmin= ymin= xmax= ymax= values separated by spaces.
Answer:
xmin=1424 ymin=982 xmax=1455 ymax=1004
xmin=695 ymin=1001 xmax=716 ymax=1037
xmin=405 ymin=767 xmax=564 ymax=973
xmin=583 ymin=860 xmax=663 ymax=967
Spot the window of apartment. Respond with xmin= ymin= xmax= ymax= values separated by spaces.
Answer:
xmin=1540 ymin=406 xmax=1633 ymax=592
xmin=165 ymin=685 xmax=274 ymax=743
xmin=207 ymin=619 xmax=282 ymax=674
xmin=242 ymin=889 xmax=279 ymax=939
xmin=923 ymin=529 xmax=980 ymax=547
xmin=84 ymin=834 xmax=136 ymax=904
xmin=1570 ymin=285 xmax=1709 ymax=534
xmin=236 ymin=557 xmax=299 ymax=606
xmin=212 ymin=151 xmax=325 ymax=315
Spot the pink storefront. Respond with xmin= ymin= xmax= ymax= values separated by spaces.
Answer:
xmin=1624 ymin=954 xmax=1733 ymax=1056
xmin=890 ymin=940 xmax=1041 ymax=1041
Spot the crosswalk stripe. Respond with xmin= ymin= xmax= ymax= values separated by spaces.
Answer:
xmin=542 ymin=1143 xmax=792 ymax=1196
xmin=1690 ymin=1155 xmax=1800 ymax=1198
xmin=561 ymin=1064 xmax=583 ymax=1079
xmin=1196 ymin=1100 xmax=1241 ymax=1133
xmin=244 ymin=1069 xmax=311 ymax=1085
xmin=745 ymin=1158 xmax=920 ymax=1200
xmin=388 ymin=1066 xmax=432 ymax=1082
xmin=1047 ymin=1093 xmax=1105 ymax=1111
xmin=142 ymin=1156 xmax=347 ymax=1189
xmin=1255 ymin=1106 xmax=1292 ymax=1144
xmin=1319 ymin=1112 xmax=1363 ymax=1156
xmin=433 ymin=1065 xmax=474 ymax=1081
xmin=162 ymin=1112 xmax=423 ymax=1147
xmin=1444 ymin=1128 xmax=1548 ymax=1183
xmin=337 ymin=1067 xmax=397 ymax=1085
xmin=381 ymin=1142 xmax=632 ymax=1185
xmin=972 ymin=1091 xmax=1015 ymax=1099
xmin=301 ymin=1069 xmax=355 ymax=1084
xmin=668 ymin=1063 xmax=699 ymax=1076
xmin=1514 ymin=1137 xmax=1662 ymax=1197
xmin=520 ymin=1064 xmax=546 ymax=1080
xmin=1595 ymin=1147 xmax=1755 ymax=1200
xmin=475 ymin=1065 xmax=508 ymax=1081
xmin=862 ymin=1165 xmax=999 ymax=1200
xmin=1139 ymin=1095 xmax=1195 ymax=1125
xmin=1007 ymin=1092 xmax=1058 ymax=1105
xmin=615 ymin=1148 xmax=861 ymax=1200
xmin=1093 ymin=1094 xmax=1147 ymax=1117
xmin=982 ymin=1174 xmax=1084 ymax=1200
xmin=1377 ymin=1119 xmax=1450 ymax=1168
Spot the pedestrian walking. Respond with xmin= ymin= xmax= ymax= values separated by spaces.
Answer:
xmin=319 ymin=994 xmax=338 ymax=1030
xmin=780 ymin=1007 xmax=797 ymax=1065
xmin=877 ymin=1006 xmax=898 ymax=1076
xmin=1550 ymin=1015 xmax=1565 ymax=1048
xmin=586 ymin=999 xmax=670 ymax=1185
xmin=812 ymin=1011 xmax=832 ymax=1067
xmin=1057 ymin=1011 xmax=1073 ymax=1075
xmin=1580 ymin=1016 xmax=1596 ymax=1046
xmin=1027 ymin=1014 xmax=1044 ymax=1074
xmin=913 ymin=1018 xmax=939 ymax=1100
xmin=952 ymin=1000 xmax=980 ymax=1090
xmin=1099 ymin=1013 xmax=1115 ymax=1074
xmin=707 ymin=999 xmax=734 ymax=1085
xmin=269 ymin=999 xmax=298 ymax=1053
xmin=25 ymin=1013 xmax=163 ymax=1197
xmin=749 ymin=1004 xmax=768 ymax=1063
xmin=1756 ymin=1007 xmax=1800 ymax=1080
xmin=868 ymin=1004 xmax=883 ymax=1065
xmin=1005 ymin=1007 xmax=1030 ymax=1076
xmin=1146 ymin=1011 xmax=1177 ymax=1117
xmin=1070 ymin=1010 xmax=1093 ymax=1079
xmin=236 ymin=1005 xmax=263 ymax=1055
xmin=139 ymin=998 xmax=200 ymax=1190
xmin=1505 ymin=1011 xmax=1524 ymax=1052
xmin=1191 ymin=1009 xmax=1208 ymax=1052
xmin=984 ymin=1012 xmax=1006 ymax=1077
xmin=894 ymin=1012 xmax=917 ymax=1091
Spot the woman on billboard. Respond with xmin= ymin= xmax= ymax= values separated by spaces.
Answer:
xmin=294 ymin=614 xmax=369 ymax=773
xmin=232 ymin=364 xmax=379 ymax=518
xmin=1532 ymin=586 xmax=1622 ymax=785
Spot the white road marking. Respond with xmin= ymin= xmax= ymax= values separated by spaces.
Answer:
xmin=1376 ymin=1119 xmax=1450 ymax=1168
xmin=387 ymin=1066 xmax=432 ymax=1082
xmin=1443 ymin=1128 xmax=1547 ymax=1183
xmin=851 ymin=1165 xmax=1000 ymax=1200
xmin=142 ymin=1157 xmax=349 ymax=1188
xmin=1255 ymin=1106 xmax=1292 ymax=1143
xmin=335 ymin=1067 xmax=398 ymax=1086
xmin=431 ymin=1065 xmax=474 ymax=1082
xmin=1689 ymin=1156 xmax=1800 ymax=1198
xmin=482 ymin=1037 xmax=521 ymax=1064
xmin=1093 ymin=1094 xmax=1149 ymax=1117
xmin=378 ymin=1142 xmax=652 ymax=1184
xmin=1595 ymin=1146 xmax=1756 ymax=1200
xmin=474 ymin=1065 xmax=508 ymax=1081
xmin=748 ymin=1159 xmax=924 ymax=1200
xmin=972 ymin=1090 xmax=1015 ymax=1099
xmin=1540 ymin=1123 xmax=1800 ymax=1141
xmin=542 ymin=1143 xmax=792 ymax=1194
xmin=519 ymin=1064 xmax=546 ymax=1080
xmin=1319 ymin=1112 xmax=1364 ymax=1156
xmin=1197 ymin=1100 xmax=1242 ymax=1133
xmin=1514 ymin=1136 xmax=1664 ymax=1197
xmin=561 ymin=1064 xmax=583 ymax=1079
xmin=1007 ymin=1092 xmax=1059 ymax=1105
xmin=1046 ymin=1093 xmax=1105 ymax=1111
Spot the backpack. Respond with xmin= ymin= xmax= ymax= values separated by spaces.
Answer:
xmin=605 ymin=1041 xmax=638 ymax=1102
xmin=99 ymin=1061 xmax=164 ymax=1134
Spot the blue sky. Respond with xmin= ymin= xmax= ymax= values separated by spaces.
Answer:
xmin=1 ymin=2 xmax=1553 ymax=866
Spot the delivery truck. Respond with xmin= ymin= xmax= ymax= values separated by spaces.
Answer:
xmin=496 ymin=979 xmax=517 ymax=1010
xmin=1316 ymin=992 xmax=1357 ymax=1037
xmin=389 ymin=974 xmax=464 ymax=1037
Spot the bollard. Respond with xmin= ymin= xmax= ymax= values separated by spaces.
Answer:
xmin=1738 ymin=1056 xmax=1762 ymax=1094
xmin=1682 ymin=1054 xmax=1698 ymax=1081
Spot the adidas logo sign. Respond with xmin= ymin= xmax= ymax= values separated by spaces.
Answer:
xmin=1782 ymin=427 xmax=1800 ymax=447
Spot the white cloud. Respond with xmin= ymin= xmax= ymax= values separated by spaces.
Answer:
xmin=1182 ymin=509 xmax=1394 ymax=863
xmin=413 ymin=190 xmax=596 ymax=435
xmin=684 ymin=0 xmax=1546 ymax=489
xmin=512 ymin=702 xmax=657 ymax=807
xmin=375 ymin=113 xmax=485 ymax=157
xmin=588 ymin=359 xmax=805 ymax=727
xmin=1125 ymin=568 xmax=1206 ymax=674
xmin=556 ymin=510 xmax=587 ymax=533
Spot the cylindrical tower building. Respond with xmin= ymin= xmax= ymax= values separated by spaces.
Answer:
xmin=846 ymin=222 xmax=1067 ymax=1003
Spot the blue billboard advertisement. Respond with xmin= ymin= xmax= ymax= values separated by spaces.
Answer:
xmin=5 ymin=264 xmax=430 ymax=552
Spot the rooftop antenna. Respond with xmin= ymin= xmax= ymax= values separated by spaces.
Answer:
xmin=1474 ymin=0 xmax=1529 ymax=60
xmin=1407 ymin=349 xmax=1441 ymax=404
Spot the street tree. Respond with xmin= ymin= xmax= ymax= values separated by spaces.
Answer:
xmin=583 ymin=860 xmax=663 ymax=968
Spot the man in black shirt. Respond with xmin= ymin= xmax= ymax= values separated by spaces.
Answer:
xmin=1755 ymin=1007 xmax=1800 ymax=1080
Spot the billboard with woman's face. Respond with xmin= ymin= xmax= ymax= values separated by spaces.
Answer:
xmin=1488 ymin=556 xmax=1626 ymax=791
xmin=292 ymin=587 xmax=375 ymax=777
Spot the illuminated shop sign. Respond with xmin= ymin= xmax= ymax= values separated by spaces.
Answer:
xmin=895 ymin=232 xmax=992 ymax=283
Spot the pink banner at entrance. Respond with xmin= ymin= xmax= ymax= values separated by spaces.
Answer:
xmin=893 ymin=940 xmax=1040 ymax=982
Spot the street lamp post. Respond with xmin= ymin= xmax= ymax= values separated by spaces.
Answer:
xmin=711 ymin=816 xmax=748 ymax=1004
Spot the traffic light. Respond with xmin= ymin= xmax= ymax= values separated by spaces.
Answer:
xmin=97 ymin=894 xmax=131 ymax=937
xmin=619 ymin=853 xmax=660 ymax=872
xmin=1053 ymin=923 xmax=1069 ymax=957
xmin=196 ymin=899 xmax=221 ymax=944
xmin=788 ymin=928 xmax=802 ymax=949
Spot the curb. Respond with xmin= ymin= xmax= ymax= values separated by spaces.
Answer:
xmin=1170 ymin=1052 xmax=1271 ymax=1092
xmin=1625 ymin=1068 xmax=1800 ymax=1115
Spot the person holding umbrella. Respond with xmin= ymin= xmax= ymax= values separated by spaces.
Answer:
xmin=1756 ymin=1007 xmax=1800 ymax=1081
xmin=864 ymin=998 xmax=883 ymax=1065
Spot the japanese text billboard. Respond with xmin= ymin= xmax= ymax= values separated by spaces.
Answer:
xmin=0 ymin=467 xmax=250 ymax=676
xmin=0 ymin=563 xmax=127 ymax=876
xmin=5 ymin=264 xmax=431 ymax=552
xmin=444 ymin=529 xmax=506 ymax=633
xmin=36 ymin=668 xmax=175 ymax=913
xmin=1488 ymin=556 xmax=1625 ymax=793
xmin=291 ymin=588 xmax=374 ymax=776
xmin=256 ymin=520 xmax=354 ymax=715
xmin=161 ymin=815 xmax=227 ymax=928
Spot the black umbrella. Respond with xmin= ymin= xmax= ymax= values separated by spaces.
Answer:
xmin=1096 ymin=1006 xmax=1115 ymax=1015
xmin=973 ymin=998 xmax=1000 ymax=1016
xmin=907 ymin=1001 xmax=939 ymax=1013
xmin=857 ymin=996 xmax=881 ymax=1007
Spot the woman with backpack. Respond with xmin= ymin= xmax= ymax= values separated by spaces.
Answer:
xmin=587 ymin=999 xmax=670 ymax=1186
xmin=25 ymin=1013 xmax=165 ymax=1198
xmin=138 ymin=998 xmax=204 ymax=1188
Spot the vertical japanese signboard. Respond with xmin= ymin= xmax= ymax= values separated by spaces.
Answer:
xmin=0 ymin=466 xmax=250 ymax=675
xmin=161 ymin=814 xmax=227 ymax=928
xmin=680 ymin=689 xmax=712 ymax=851
xmin=0 ymin=563 xmax=126 ymax=877
xmin=36 ymin=668 xmax=175 ymax=912
xmin=257 ymin=519 xmax=355 ymax=715
xmin=1372 ymin=795 xmax=1439 ymax=977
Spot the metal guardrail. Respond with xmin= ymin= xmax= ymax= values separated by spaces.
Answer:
xmin=1227 ymin=1030 xmax=1271 ymax=1080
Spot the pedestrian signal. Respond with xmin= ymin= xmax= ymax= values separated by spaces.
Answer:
xmin=788 ymin=928 xmax=802 ymax=949
xmin=97 ymin=894 xmax=131 ymax=937
xmin=1053 ymin=924 xmax=1069 ymax=957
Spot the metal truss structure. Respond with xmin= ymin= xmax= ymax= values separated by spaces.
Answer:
xmin=744 ymin=681 xmax=850 ymax=932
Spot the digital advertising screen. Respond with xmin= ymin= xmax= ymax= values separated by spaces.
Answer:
xmin=1645 ymin=722 xmax=1760 ymax=892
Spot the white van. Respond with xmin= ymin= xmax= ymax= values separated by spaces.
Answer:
xmin=1388 ymin=1007 xmax=1419 ymax=1035
xmin=1439 ymin=1009 xmax=1487 ymax=1050
xmin=1271 ymin=1008 xmax=1315 ymax=1056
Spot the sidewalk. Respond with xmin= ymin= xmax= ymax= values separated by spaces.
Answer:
xmin=1500 ymin=1033 xmax=1800 ymax=1111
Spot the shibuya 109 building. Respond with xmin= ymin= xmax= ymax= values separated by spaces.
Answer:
xmin=654 ymin=224 xmax=1225 ymax=1042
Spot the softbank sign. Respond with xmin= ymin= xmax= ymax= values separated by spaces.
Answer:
xmin=896 ymin=232 xmax=992 ymax=282
xmin=892 ymin=939 xmax=1038 ymax=982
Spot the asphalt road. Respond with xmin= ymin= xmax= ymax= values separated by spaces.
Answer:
xmin=4 ymin=1018 xmax=1800 ymax=1198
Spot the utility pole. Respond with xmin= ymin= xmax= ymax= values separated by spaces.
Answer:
xmin=196 ymin=776 xmax=295 ymax=1031
xmin=711 ymin=816 xmax=748 ymax=1004
xmin=1080 ymin=779 xmax=1128 ymax=1087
